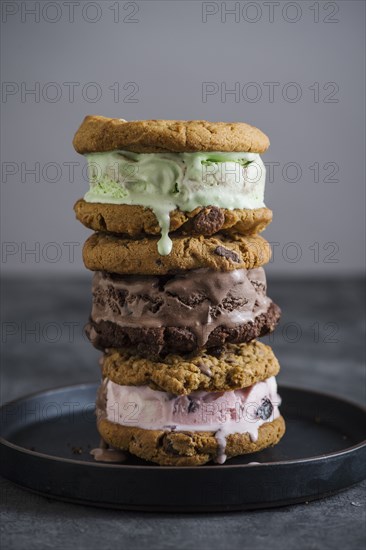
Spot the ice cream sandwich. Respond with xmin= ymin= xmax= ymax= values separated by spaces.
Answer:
xmin=72 ymin=116 xmax=285 ymax=465
xmin=96 ymin=342 xmax=284 ymax=466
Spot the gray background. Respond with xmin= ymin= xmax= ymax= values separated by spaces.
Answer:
xmin=1 ymin=0 xmax=365 ymax=275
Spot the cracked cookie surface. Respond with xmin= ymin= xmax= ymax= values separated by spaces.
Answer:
xmin=82 ymin=232 xmax=271 ymax=275
xmin=101 ymin=341 xmax=280 ymax=395
xmin=73 ymin=116 xmax=270 ymax=154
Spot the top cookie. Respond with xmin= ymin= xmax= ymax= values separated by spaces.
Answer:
xmin=73 ymin=116 xmax=270 ymax=154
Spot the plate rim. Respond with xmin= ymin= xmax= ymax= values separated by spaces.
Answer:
xmin=1 ymin=381 xmax=365 ymax=471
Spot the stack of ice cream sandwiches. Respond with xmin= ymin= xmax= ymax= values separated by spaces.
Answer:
xmin=73 ymin=116 xmax=285 ymax=466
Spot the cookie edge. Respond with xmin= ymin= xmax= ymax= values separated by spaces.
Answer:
xmin=73 ymin=116 xmax=270 ymax=154
xmin=97 ymin=415 xmax=286 ymax=466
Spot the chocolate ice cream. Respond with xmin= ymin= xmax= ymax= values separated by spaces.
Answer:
xmin=86 ymin=267 xmax=280 ymax=357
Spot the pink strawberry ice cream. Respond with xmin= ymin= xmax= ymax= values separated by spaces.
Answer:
xmin=103 ymin=376 xmax=281 ymax=463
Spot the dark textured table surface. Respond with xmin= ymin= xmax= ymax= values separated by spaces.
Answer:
xmin=1 ymin=276 xmax=365 ymax=550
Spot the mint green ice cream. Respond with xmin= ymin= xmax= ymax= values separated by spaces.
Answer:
xmin=84 ymin=150 xmax=266 ymax=255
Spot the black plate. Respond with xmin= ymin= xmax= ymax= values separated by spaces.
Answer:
xmin=0 ymin=384 xmax=365 ymax=511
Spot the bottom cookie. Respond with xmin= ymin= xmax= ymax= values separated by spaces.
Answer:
xmin=97 ymin=416 xmax=285 ymax=466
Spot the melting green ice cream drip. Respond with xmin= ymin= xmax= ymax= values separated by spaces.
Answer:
xmin=84 ymin=150 xmax=266 ymax=255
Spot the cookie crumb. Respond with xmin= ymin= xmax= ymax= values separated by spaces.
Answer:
xmin=71 ymin=446 xmax=83 ymax=455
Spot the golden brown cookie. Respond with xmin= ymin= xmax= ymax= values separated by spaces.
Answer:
xmin=101 ymin=341 xmax=280 ymax=395
xmin=97 ymin=416 xmax=285 ymax=466
xmin=74 ymin=199 xmax=272 ymax=238
xmin=82 ymin=232 xmax=271 ymax=275
xmin=73 ymin=116 xmax=270 ymax=154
